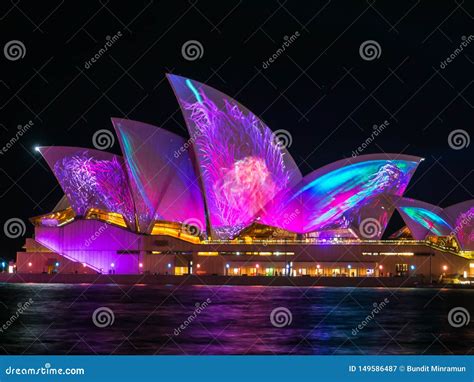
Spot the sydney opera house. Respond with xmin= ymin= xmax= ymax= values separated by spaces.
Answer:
xmin=17 ymin=75 xmax=474 ymax=279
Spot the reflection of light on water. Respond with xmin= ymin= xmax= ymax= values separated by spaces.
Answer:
xmin=0 ymin=284 xmax=472 ymax=355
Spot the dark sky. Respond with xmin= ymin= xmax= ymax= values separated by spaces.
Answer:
xmin=0 ymin=1 xmax=472 ymax=260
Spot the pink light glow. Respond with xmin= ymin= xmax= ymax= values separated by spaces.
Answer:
xmin=216 ymin=156 xmax=277 ymax=220
xmin=167 ymin=74 xmax=302 ymax=239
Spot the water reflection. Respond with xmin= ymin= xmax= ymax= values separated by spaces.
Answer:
xmin=0 ymin=284 xmax=471 ymax=355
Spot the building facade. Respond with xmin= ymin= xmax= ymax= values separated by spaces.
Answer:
xmin=15 ymin=74 xmax=474 ymax=279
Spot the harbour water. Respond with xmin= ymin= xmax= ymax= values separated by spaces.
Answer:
xmin=0 ymin=284 xmax=472 ymax=355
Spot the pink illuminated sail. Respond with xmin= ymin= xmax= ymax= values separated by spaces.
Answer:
xmin=167 ymin=74 xmax=302 ymax=239
xmin=111 ymin=118 xmax=206 ymax=234
xmin=39 ymin=146 xmax=136 ymax=230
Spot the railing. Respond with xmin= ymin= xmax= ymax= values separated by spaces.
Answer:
xmin=202 ymin=238 xmax=464 ymax=256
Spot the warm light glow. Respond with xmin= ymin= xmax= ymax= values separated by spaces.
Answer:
xmin=197 ymin=252 xmax=218 ymax=256
xmin=256 ymin=264 xmax=260 ymax=268
xmin=28 ymin=262 xmax=32 ymax=267
xmin=316 ymin=264 xmax=320 ymax=269
xmin=197 ymin=264 xmax=201 ymax=268
xmin=379 ymin=265 xmax=383 ymax=270
xmin=442 ymin=265 xmax=448 ymax=271
xmin=347 ymin=264 xmax=352 ymax=269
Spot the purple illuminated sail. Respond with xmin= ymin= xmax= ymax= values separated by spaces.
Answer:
xmin=260 ymin=154 xmax=422 ymax=237
xmin=167 ymin=74 xmax=302 ymax=239
xmin=39 ymin=146 xmax=136 ymax=230
xmin=444 ymin=200 xmax=474 ymax=250
xmin=111 ymin=118 xmax=206 ymax=234
xmin=395 ymin=198 xmax=453 ymax=239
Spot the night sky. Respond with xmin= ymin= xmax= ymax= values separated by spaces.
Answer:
xmin=0 ymin=1 xmax=472 ymax=260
